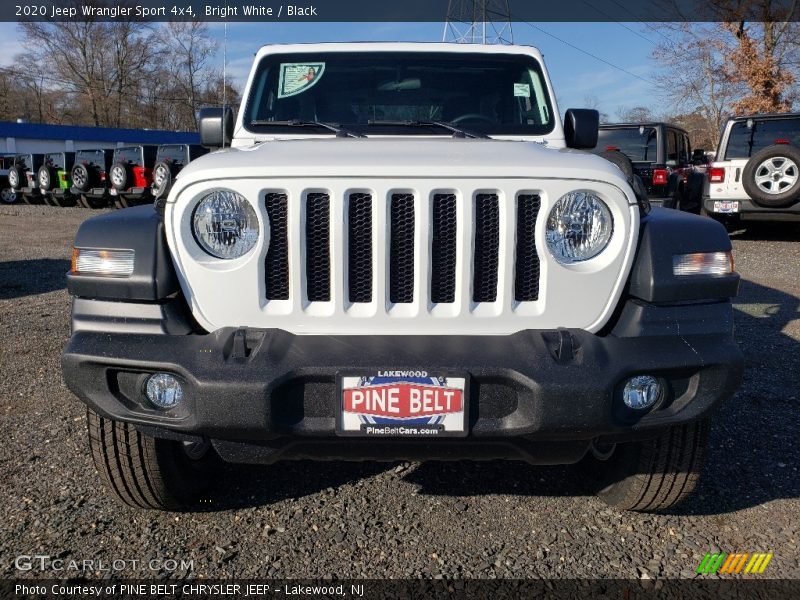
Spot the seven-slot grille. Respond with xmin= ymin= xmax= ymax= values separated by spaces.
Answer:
xmin=263 ymin=190 xmax=542 ymax=307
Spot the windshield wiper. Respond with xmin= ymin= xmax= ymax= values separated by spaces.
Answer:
xmin=366 ymin=119 xmax=488 ymax=139
xmin=250 ymin=119 xmax=365 ymax=138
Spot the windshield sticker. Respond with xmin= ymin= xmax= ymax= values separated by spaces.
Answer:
xmin=514 ymin=83 xmax=531 ymax=97
xmin=278 ymin=62 xmax=325 ymax=98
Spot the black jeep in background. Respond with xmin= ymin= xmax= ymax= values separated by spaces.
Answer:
xmin=151 ymin=144 xmax=208 ymax=201
xmin=595 ymin=122 xmax=706 ymax=213
xmin=71 ymin=149 xmax=115 ymax=209
xmin=0 ymin=155 xmax=18 ymax=204
xmin=10 ymin=154 xmax=45 ymax=205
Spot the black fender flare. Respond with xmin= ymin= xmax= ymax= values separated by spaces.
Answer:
xmin=67 ymin=206 xmax=179 ymax=301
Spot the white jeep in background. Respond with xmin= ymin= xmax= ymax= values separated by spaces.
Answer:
xmin=705 ymin=112 xmax=800 ymax=227
xmin=62 ymin=43 xmax=742 ymax=511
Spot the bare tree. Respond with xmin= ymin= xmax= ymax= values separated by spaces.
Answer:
xmin=653 ymin=3 xmax=800 ymax=147
xmin=9 ymin=8 xmax=236 ymax=131
xmin=615 ymin=106 xmax=657 ymax=123
xmin=159 ymin=22 xmax=218 ymax=130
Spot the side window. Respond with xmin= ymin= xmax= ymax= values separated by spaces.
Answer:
xmin=666 ymin=130 xmax=678 ymax=166
xmin=680 ymin=134 xmax=691 ymax=165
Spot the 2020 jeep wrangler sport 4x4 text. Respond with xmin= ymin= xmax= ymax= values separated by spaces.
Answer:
xmin=62 ymin=43 xmax=743 ymax=512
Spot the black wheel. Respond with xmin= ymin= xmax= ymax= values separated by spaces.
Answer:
xmin=109 ymin=162 xmax=129 ymax=191
xmin=599 ymin=149 xmax=634 ymax=181
xmin=80 ymin=194 xmax=109 ymax=209
xmin=583 ymin=419 xmax=710 ymax=512
xmin=742 ymin=144 xmax=800 ymax=208
xmin=43 ymin=193 xmax=58 ymax=207
xmin=151 ymin=161 xmax=174 ymax=199
xmin=71 ymin=163 xmax=91 ymax=192
xmin=681 ymin=172 xmax=705 ymax=214
xmin=87 ymin=408 xmax=220 ymax=510
xmin=0 ymin=186 xmax=17 ymax=204
xmin=51 ymin=192 xmax=78 ymax=208
xmin=701 ymin=209 xmax=740 ymax=233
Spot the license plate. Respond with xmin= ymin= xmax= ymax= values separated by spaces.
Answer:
xmin=713 ymin=201 xmax=739 ymax=213
xmin=337 ymin=372 xmax=467 ymax=437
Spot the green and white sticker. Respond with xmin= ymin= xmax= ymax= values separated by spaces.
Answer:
xmin=278 ymin=62 xmax=325 ymax=98
xmin=513 ymin=83 xmax=531 ymax=97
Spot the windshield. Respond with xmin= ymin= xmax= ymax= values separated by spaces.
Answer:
xmin=595 ymin=127 xmax=658 ymax=162
xmin=724 ymin=118 xmax=800 ymax=159
xmin=245 ymin=51 xmax=555 ymax=136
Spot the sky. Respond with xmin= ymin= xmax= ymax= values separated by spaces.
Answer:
xmin=0 ymin=21 xmax=665 ymax=119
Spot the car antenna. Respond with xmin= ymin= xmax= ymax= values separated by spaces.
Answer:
xmin=222 ymin=19 xmax=228 ymax=149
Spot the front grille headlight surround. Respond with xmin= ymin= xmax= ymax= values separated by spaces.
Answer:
xmin=191 ymin=189 xmax=259 ymax=259
xmin=546 ymin=190 xmax=614 ymax=263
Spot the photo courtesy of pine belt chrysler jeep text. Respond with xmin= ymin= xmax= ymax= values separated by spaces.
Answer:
xmin=61 ymin=43 xmax=743 ymax=512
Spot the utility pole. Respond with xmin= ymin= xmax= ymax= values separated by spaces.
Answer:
xmin=442 ymin=0 xmax=513 ymax=44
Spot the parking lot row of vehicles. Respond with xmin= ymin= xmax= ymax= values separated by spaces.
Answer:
xmin=594 ymin=112 xmax=800 ymax=227
xmin=0 ymin=144 xmax=208 ymax=208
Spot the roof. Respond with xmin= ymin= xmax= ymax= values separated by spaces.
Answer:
xmin=254 ymin=42 xmax=544 ymax=62
xmin=600 ymin=122 xmax=689 ymax=134
xmin=0 ymin=121 xmax=199 ymax=144
xmin=729 ymin=112 xmax=800 ymax=121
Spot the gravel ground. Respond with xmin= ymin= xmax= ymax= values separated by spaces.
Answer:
xmin=0 ymin=205 xmax=798 ymax=580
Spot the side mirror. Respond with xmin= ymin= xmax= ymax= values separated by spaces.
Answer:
xmin=564 ymin=108 xmax=599 ymax=149
xmin=199 ymin=107 xmax=234 ymax=148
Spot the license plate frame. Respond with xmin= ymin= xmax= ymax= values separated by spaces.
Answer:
xmin=713 ymin=200 xmax=740 ymax=213
xmin=335 ymin=371 xmax=468 ymax=438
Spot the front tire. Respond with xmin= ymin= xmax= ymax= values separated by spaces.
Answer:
xmin=87 ymin=408 xmax=220 ymax=510
xmin=585 ymin=419 xmax=710 ymax=512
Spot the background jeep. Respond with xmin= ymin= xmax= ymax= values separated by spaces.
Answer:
xmin=71 ymin=149 xmax=115 ymax=209
xmin=108 ymin=145 xmax=158 ymax=208
xmin=38 ymin=152 xmax=77 ymax=207
xmin=10 ymin=153 xmax=44 ymax=205
xmin=595 ymin=122 xmax=706 ymax=213
xmin=705 ymin=112 xmax=800 ymax=228
xmin=0 ymin=155 xmax=19 ymax=204
xmin=62 ymin=43 xmax=742 ymax=513
xmin=151 ymin=144 xmax=208 ymax=201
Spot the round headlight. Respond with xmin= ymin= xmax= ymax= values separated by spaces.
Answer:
xmin=192 ymin=190 xmax=259 ymax=259
xmin=546 ymin=191 xmax=613 ymax=263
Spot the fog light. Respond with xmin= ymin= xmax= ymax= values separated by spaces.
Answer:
xmin=145 ymin=373 xmax=184 ymax=409
xmin=622 ymin=375 xmax=662 ymax=410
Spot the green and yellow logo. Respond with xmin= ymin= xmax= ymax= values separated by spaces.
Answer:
xmin=697 ymin=552 xmax=773 ymax=575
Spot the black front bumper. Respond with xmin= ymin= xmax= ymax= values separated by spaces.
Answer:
xmin=62 ymin=301 xmax=743 ymax=465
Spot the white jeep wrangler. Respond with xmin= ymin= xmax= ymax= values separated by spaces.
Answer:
xmin=63 ymin=43 xmax=742 ymax=511
xmin=705 ymin=112 xmax=800 ymax=227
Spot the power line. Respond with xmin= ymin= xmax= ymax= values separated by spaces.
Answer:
xmin=522 ymin=22 xmax=658 ymax=87
xmin=577 ymin=0 xmax=662 ymax=47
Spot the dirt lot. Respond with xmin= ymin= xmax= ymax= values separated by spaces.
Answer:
xmin=0 ymin=205 xmax=798 ymax=579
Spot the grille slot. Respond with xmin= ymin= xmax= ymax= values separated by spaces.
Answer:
xmin=514 ymin=194 xmax=542 ymax=302
xmin=305 ymin=193 xmax=331 ymax=302
xmin=472 ymin=193 xmax=500 ymax=303
xmin=264 ymin=192 xmax=289 ymax=300
xmin=389 ymin=193 xmax=415 ymax=304
xmin=348 ymin=193 xmax=373 ymax=303
xmin=430 ymin=193 xmax=458 ymax=304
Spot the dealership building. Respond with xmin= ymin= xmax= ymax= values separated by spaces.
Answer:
xmin=0 ymin=121 xmax=199 ymax=154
